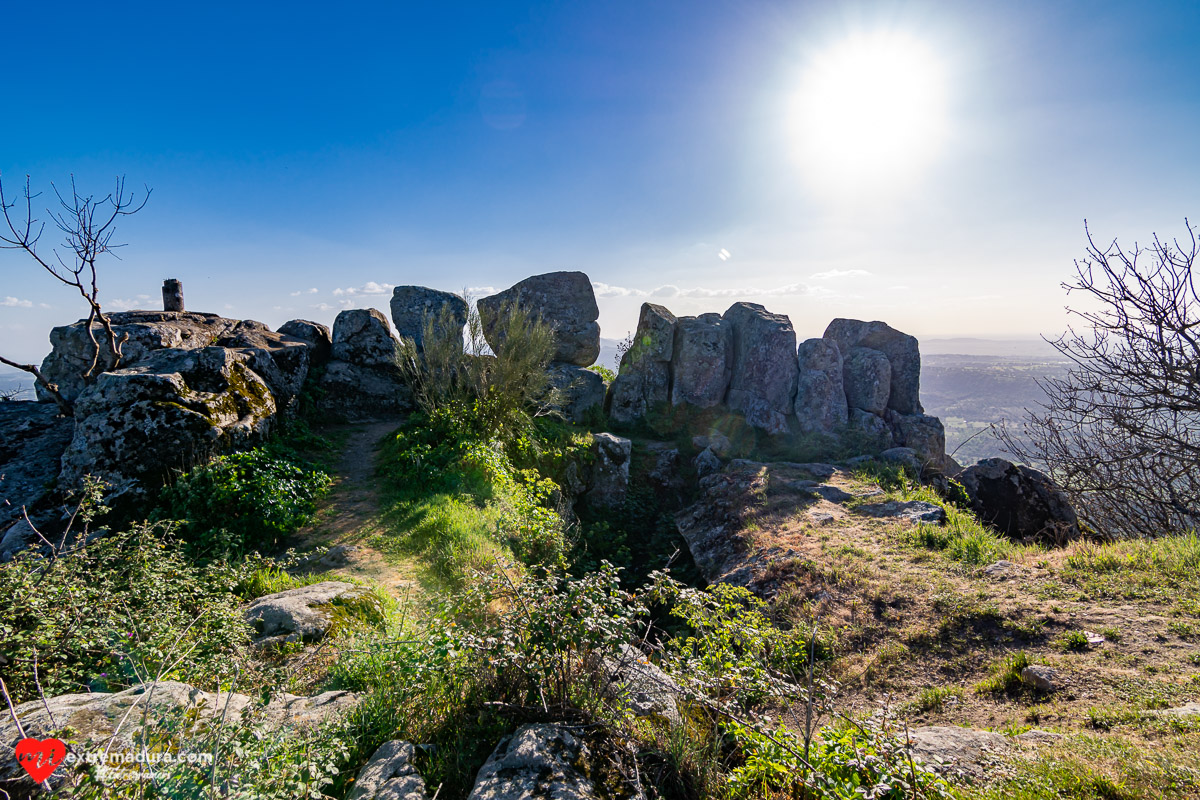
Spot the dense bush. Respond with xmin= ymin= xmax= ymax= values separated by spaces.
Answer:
xmin=157 ymin=447 xmax=332 ymax=558
xmin=0 ymin=523 xmax=251 ymax=703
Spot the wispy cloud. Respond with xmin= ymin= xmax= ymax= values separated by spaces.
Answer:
xmin=1 ymin=296 xmax=33 ymax=308
xmin=809 ymin=269 xmax=871 ymax=281
xmin=597 ymin=282 xmax=813 ymax=300
xmin=290 ymin=288 xmax=319 ymax=296
xmin=312 ymin=302 xmax=334 ymax=311
xmin=333 ymin=281 xmax=394 ymax=297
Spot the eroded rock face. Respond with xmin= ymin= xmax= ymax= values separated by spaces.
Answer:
xmin=278 ymin=319 xmax=333 ymax=365
xmin=584 ymin=433 xmax=632 ymax=509
xmin=244 ymin=581 xmax=370 ymax=648
xmin=332 ymin=308 xmax=401 ymax=368
xmin=824 ymin=319 xmax=922 ymax=414
xmin=478 ymin=271 xmax=600 ymax=366
xmin=349 ymin=741 xmax=430 ymax=800
xmin=390 ymin=286 xmax=468 ymax=351
xmin=315 ymin=360 xmax=411 ymax=422
xmin=467 ymin=725 xmax=634 ymax=800
xmin=548 ymin=363 xmax=606 ymax=423
xmin=795 ymin=338 xmax=848 ymax=434
xmin=843 ymin=347 xmax=891 ymax=416
xmin=59 ymin=348 xmax=279 ymax=501
xmin=670 ymin=314 xmax=731 ymax=408
xmin=608 ymin=303 xmax=676 ymax=423
xmin=723 ymin=303 xmax=798 ymax=435
xmin=957 ymin=458 xmax=1081 ymax=545
xmin=888 ymin=412 xmax=946 ymax=468
xmin=0 ymin=403 xmax=73 ymax=534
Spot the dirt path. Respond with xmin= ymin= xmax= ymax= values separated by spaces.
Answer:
xmin=294 ymin=420 xmax=423 ymax=601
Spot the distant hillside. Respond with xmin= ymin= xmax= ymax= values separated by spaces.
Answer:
xmin=0 ymin=371 xmax=35 ymax=400
xmin=921 ymin=337 xmax=1062 ymax=358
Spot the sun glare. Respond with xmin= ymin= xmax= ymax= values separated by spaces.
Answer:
xmin=792 ymin=32 xmax=948 ymax=192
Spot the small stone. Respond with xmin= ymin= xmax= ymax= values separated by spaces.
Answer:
xmin=1020 ymin=665 xmax=1059 ymax=692
xmin=693 ymin=447 xmax=721 ymax=477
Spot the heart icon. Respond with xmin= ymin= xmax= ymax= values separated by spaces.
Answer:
xmin=14 ymin=737 xmax=67 ymax=783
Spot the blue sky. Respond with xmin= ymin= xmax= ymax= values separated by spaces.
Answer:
xmin=3 ymin=0 xmax=1199 ymax=366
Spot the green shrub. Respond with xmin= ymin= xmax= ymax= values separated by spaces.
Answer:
xmin=158 ymin=447 xmax=332 ymax=558
xmin=0 ymin=523 xmax=250 ymax=702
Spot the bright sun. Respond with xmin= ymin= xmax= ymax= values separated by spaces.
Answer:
xmin=792 ymin=32 xmax=948 ymax=191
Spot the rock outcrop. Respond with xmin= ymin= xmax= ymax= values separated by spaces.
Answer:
xmin=723 ymin=303 xmax=799 ymax=435
xmin=794 ymin=338 xmax=848 ymax=434
xmin=670 ymin=313 xmax=732 ymax=408
xmin=584 ymin=433 xmax=632 ymax=509
xmin=548 ymin=363 xmax=606 ymax=424
xmin=823 ymin=319 xmax=922 ymax=415
xmin=316 ymin=308 xmax=410 ymax=421
xmin=607 ymin=303 xmax=675 ymax=424
xmin=390 ymin=286 xmax=468 ymax=351
xmin=349 ymin=741 xmax=431 ymax=800
xmin=0 ymin=403 xmax=73 ymax=534
xmin=478 ymin=271 xmax=600 ymax=366
xmin=244 ymin=581 xmax=371 ymax=648
xmin=957 ymin=458 xmax=1081 ymax=545
xmin=277 ymin=319 xmax=333 ymax=365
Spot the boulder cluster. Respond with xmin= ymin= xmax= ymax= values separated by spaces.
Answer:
xmin=609 ymin=301 xmax=947 ymax=467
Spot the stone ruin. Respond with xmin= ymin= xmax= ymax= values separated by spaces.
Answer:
xmin=0 ymin=269 xmax=955 ymax=558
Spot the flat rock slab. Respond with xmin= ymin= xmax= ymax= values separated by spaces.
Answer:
xmin=599 ymin=644 xmax=683 ymax=726
xmin=244 ymin=580 xmax=368 ymax=646
xmin=855 ymin=500 xmax=947 ymax=525
xmin=908 ymin=726 xmax=1060 ymax=781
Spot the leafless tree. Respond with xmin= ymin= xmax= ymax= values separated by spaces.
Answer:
xmin=0 ymin=174 xmax=149 ymax=416
xmin=998 ymin=220 xmax=1200 ymax=538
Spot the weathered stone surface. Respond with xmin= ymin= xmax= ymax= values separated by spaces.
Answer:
xmin=278 ymin=319 xmax=333 ymax=365
xmin=958 ymin=458 xmax=1081 ymax=545
xmin=608 ymin=303 xmax=676 ymax=423
xmin=332 ymin=308 xmax=401 ymax=368
xmin=908 ymin=727 xmax=1057 ymax=781
xmin=670 ymin=314 xmax=731 ymax=408
xmin=468 ymin=725 xmax=626 ymax=800
xmin=585 ymin=433 xmax=631 ymax=509
xmin=218 ymin=320 xmax=312 ymax=409
xmin=59 ymin=348 xmax=278 ymax=501
xmin=478 ymin=271 xmax=600 ymax=366
xmin=390 ymin=286 xmax=468 ymax=352
xmin=244 ymin=581 xmax=370 ymax=647
xmin=599 ymin=644 xmax=683 ymax=725
xmin=855 ymin=500 xmax=946 ymax=524
xmin=0 ymin=402 xmax=72 ymax=533
xmin=692 ymin=432 xmax=733 ymax=459
xmin=0 ymin=681 xmax=357 ymax=786
xmin=824 ymin=319 xmax=922 ymax=414
xmin=349 ymin=741 xmax=430 ymax=800
xmin=37 ymin=310 xmax=243 ymax=403
xmin=842 ymin=346 xmax=891 ymax=416
xmin=888 ymin=412 xmax=947 ymax=468
xmin=315 ymin=361 xmax=411 ymax=422
xmin=644 ymin=443 xmax=685 ymax=498
xmin=547 ymin=363 xmax=605 ymax=423
xmin=880 ymin=447 xmax=923 ymax=473
xmin=1020 ymin=665 xmax=1060 ymax=692
xmin=849 ymin=408 xmax=892 ymax=444
xmin=693 ymin=447 xmax=721 ymax=477
xmin=794 ymin=338 xmax=847 ymax=434
xmin=722 ymin=303 xmax=798 ymax=434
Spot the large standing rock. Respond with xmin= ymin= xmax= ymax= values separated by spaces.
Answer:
xmin=722 ymin=303 xmax=798 ymax=434
xmin=278 ymin=319 xmax=333 ymax=365
xmin=608 ymin=303 xmax=676 ymax=424
xmin=332 ymin=308 xmax=401 ymax=368
xmin=957 ymin=458 xmax=1081 ymax=545
xmin=794 ymin=338 xmax=848 ymax=434
xmin=59 ymin=348 xmax=278 ymax=501
xmin=547 ymin=363 xmax=606 ymax=423
xmin=390 ymin=286 xmax=468 ymax=351
xmin=584 ymin=433 xmax=631 ymax=509
xmin=824 ymin=319 xmax=922 ymax=414
xmin=670 ymin=314 xmax=731 ymax=408
xmin=349 ymin=741 xmax=430 ymax=800
xmin=0 ymin=403 xmax=73 ymax=534
xmin=478 ymin=271 xmax=600 ymax=366
xmin=842 ymin=347 xmax=891 ymax=416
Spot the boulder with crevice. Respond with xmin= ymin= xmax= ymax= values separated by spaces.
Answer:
xmin=824 ymin=318 xmax=923 ymax=414
xmin=584 ymin=433 xmax=631 ymax=509
xmin=349 ymin=741 xmax=430 ymax=800
xmin=670 ymin=313 xmax=731 ymax=408
xmin=794 ymin=338 xmax=848 ymax=434
xmin=843 ymin=346 xmax=891 ymax=416
xmin=278 ymin=319 xmax=333 ymax=365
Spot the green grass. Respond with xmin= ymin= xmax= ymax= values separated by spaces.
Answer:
xmin=975 ymin=651 xmax=1034 ymax=695
xmin=1060 ymin=533 xmax=1200 ymax=602
xmin=908 ymin=684 xmax=965 ymax=713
